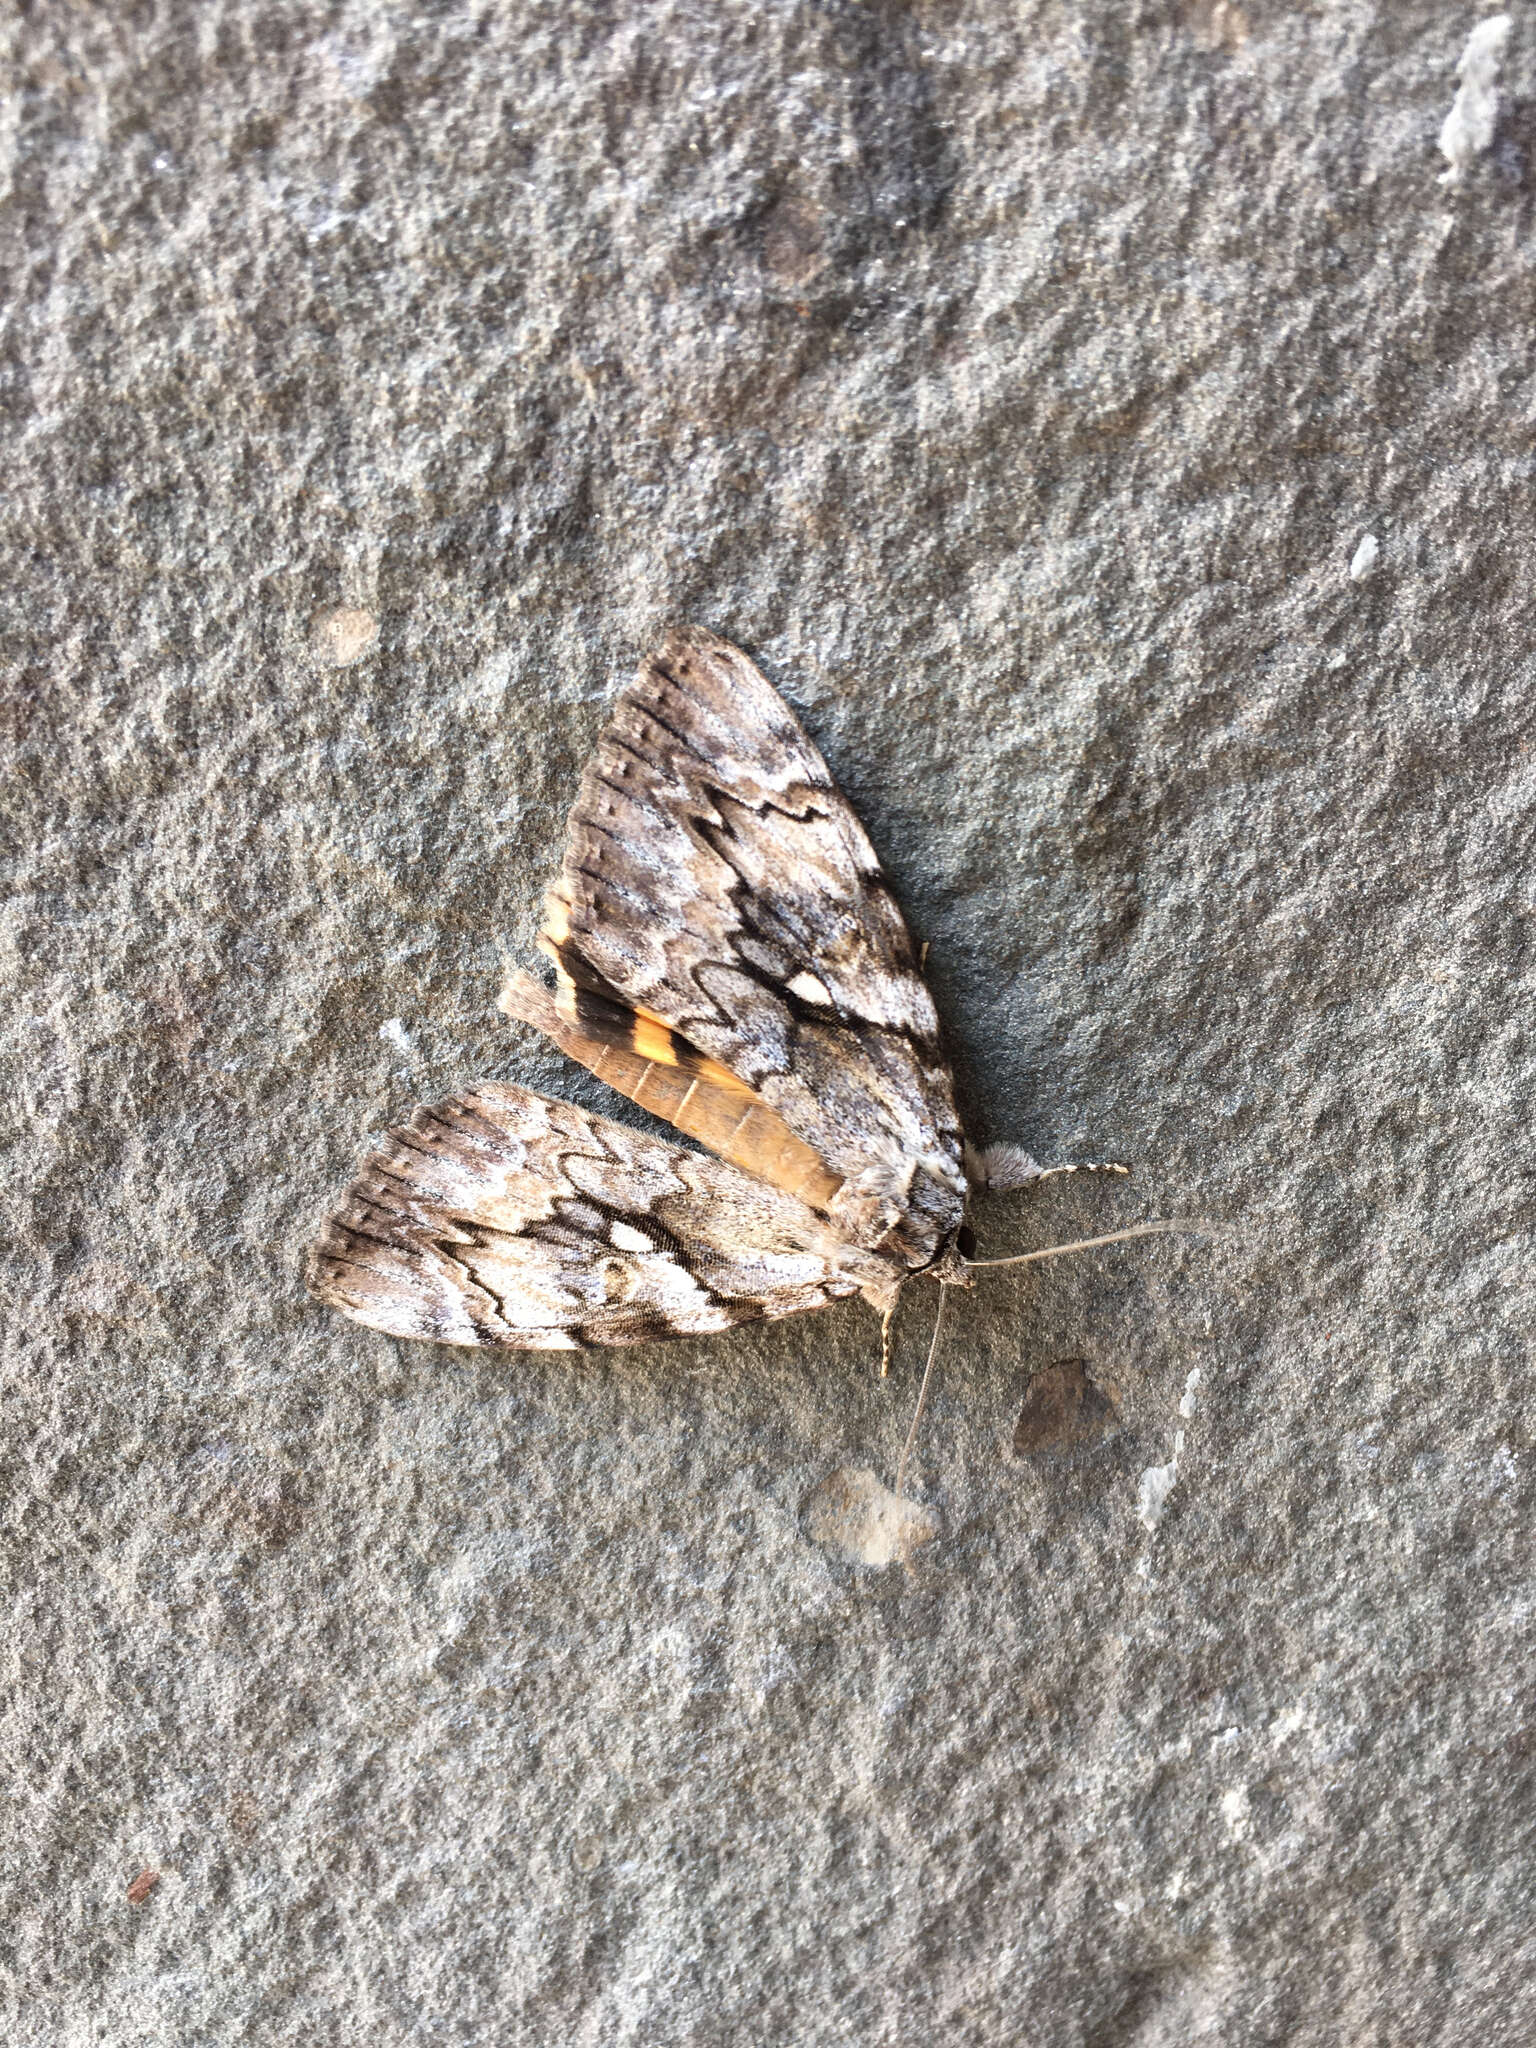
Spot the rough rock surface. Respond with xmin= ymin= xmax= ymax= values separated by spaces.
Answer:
xmin=4 ymin=4 xmax=1533 ymax=2043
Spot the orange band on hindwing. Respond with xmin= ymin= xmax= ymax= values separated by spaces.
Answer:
xmin=499 ymin=968 xmax=844 ymax=1215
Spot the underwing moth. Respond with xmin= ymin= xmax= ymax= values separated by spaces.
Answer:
xmin=309 ymin=627 xmax=1154 ymax=1356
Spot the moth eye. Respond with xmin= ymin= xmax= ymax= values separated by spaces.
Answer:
xmin=957 ymin=1223 xmax=977 ymax=1260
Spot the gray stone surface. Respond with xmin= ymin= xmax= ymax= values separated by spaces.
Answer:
xmin=4 ymin=3 xmax=1534 ymax=2041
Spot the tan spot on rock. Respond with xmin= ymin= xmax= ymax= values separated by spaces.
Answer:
xmin=803 ymin=1466 xmax=938 ymax=1568
xmin=312 ymin=607 xmax=378 ymax=667
xmin=1177 ymin=0 xmax=1248 ymax=51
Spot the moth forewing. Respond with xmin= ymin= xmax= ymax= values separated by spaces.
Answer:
xmin=307 ymin=1083 xmax=903 ymax=1350
xmin=534 ymin=624 xmax=968 ymax=1271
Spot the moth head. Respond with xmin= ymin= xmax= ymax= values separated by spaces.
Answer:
xmin=888 ymin=1213 xmax=1206 ymax=1503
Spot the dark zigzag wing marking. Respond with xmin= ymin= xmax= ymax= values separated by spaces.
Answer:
xmin=564 ymin=646 xmax=931 ymax=1047
xmin=546 ymin=626 xmax=966 ymax=1270
xmin=307 ymin=1082 xmax=902 ymax=1349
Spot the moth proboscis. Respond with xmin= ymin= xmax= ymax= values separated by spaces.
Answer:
xmin=308 ymin=625 xmax=1186 ymax=1491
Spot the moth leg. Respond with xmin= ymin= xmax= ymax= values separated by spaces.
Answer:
xmin=965 ymin=1141 xmax=1129 ymax=1195
xmin=894 ymin=1283 xmax=949 ymax=1498
xmin=879 ymin=1296 xmax=898 ymax=1379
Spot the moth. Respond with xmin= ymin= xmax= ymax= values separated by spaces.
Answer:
xmin=309 ymin=628 xmax=1165 ymax=1402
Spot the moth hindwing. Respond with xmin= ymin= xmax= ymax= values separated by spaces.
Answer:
xmin=309 ymin=626 xmax=968 ymax=1349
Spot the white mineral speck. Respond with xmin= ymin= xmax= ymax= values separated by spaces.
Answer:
xmin=1349 ymin=534 xmax=1379 ymax=582
xmin=1438 ymin=16 xmax=1511 ymax=186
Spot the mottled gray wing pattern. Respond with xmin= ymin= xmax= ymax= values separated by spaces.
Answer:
xmin=539 ymin=626 xmax=966 ymax=1271
xmin=307 ymin=1083 xmax=902 ymax=1349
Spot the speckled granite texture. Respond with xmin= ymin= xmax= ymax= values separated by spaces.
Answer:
xmin=4 ymin=4 xmax=1533 ymax=2043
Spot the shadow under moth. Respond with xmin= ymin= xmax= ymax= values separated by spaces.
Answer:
xmin=309 ymin=627 xmax=1173 ymax=1485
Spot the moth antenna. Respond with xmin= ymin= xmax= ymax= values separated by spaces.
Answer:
xmin=894 ymin=1283 xmax=948 ymax=1500
xmin=965 ymin=1219 xmax=1205 ymax=1270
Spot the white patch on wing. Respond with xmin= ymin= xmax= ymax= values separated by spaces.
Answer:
xmin=824 ymin=970 xmax=937 ymax=1036
xmin=608 ymin=1221 xmax=655 ymax=1253
xmin=637 ymin=1257 xmax=737 ymax=1331
xmin=787 ymin=970 xmax=833 ymax=1006
xmin=672 ymin=1302 xmax=736 ymax=1333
